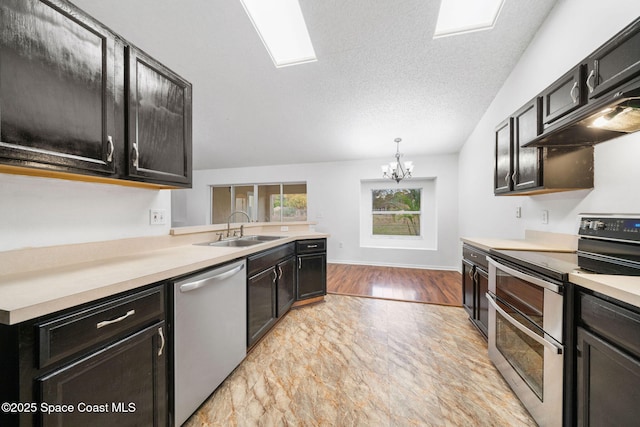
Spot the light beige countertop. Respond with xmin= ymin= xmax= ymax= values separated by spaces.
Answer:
xmin=570 ymin=271 xmax=640 ymax=309
xmin=461 ymin=230 xmax=578 ymax=252
xmin=0 ymin=224 xmax=328 ymax=325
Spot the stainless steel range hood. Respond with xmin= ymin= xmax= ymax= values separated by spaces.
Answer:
xmin=525 ymin=77 xmax=640 ymax=147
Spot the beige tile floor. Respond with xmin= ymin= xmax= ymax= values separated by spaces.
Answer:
xmin=184 ymin=294 xmax=536 ymax=426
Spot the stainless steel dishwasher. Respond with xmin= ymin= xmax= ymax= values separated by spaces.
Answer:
xmin=172 ymin=259 xmax=246 ymax=426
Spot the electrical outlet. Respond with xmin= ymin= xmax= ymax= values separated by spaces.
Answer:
xmin=280 ymin=226 xmax=289 ymax=232
xmin=515 ymin=206 xmax=521 ymax=218
xmin=542 ymin=210 xmax=549 ymax=224
xmin=150 ymin=209 xmax=166 ymax=225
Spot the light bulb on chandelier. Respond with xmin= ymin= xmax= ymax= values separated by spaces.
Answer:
xmin=381 ymin=138 xmax=413 ymax=183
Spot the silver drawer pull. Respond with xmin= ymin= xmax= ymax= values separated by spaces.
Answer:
xmin=96 ymin=309 xmax=135 ymax=329
xmin=307 ymin=244 xmax=318 ymax=248
xmin=158 ymin=326 xmax=165 ymax=357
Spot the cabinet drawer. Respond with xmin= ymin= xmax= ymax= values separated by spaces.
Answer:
xmin=462 ymin=245 xmax=488 ymax=269
xmin=247 ymin=243 xmax=295 ymax=277
xmin=296 ymin=239 xmax=326 ymax=254
xmin=579 ymin=292 xmax=640 ymax=357
xmin=37 ymin=285 xmax=165 ymax=369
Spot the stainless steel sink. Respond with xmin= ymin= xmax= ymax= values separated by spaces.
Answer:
xmin=195 ymin=235 xmax=284 ymax=247
xmin=240 ymin=235 xmax=283 ymax=242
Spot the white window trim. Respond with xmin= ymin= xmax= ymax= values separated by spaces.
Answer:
xmin=360 ymin=179 xmax=437 ymax=250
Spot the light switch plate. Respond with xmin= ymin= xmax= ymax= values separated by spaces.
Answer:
xmin=542 ymin=210 xmax=549 ymax=224
xmin=150 ymin=209 xmax=166 ymax=225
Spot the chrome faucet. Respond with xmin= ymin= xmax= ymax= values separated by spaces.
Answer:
xmin=227 ymin=211 xmax=251 ymax=237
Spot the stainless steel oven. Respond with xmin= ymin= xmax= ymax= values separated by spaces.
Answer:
xmin=487 ymin=257 xmax=565 ymax=427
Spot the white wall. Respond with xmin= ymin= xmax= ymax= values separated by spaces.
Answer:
xmin=0 ymin=173 xmax=172 ymax=252
xmin=458 ymin=0 xmax=640 ymax=240
xmin=178 ymin=153 xmax=460 ymax=270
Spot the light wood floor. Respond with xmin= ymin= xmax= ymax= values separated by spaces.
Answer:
xmin=326 ymin=263 xmax=462 ymax=306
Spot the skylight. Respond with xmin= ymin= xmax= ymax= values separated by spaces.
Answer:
xmin=433 ymin=0 xmax=505 ymax=38
xmin=240 ymin=0 xmax=317 ymax=68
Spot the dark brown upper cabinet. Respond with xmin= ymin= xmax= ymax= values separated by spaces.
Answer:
xmin=494 ymin=118 xmax=513 ymax=194
xmin=542 ymin=65 xmax=586 ymax=127
xmin=512 ymin=98 xmax=542 ymax=192
xmin=0 ymin=0 xmax=192 ymax=189
xmin=495 ymin=98 xmax=594 ymax=196
xmin=126 ymin=46 xmax=192 ymax=187
xmin=586 ymin=17 xmax=640 ymax=100
xmin=0 ymin=0 xmax=121 ymax=176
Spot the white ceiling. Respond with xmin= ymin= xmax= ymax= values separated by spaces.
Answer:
xmin=73 ymin=0 xmax=557 ymax=170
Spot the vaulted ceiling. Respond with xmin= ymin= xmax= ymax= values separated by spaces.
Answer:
xmin=73 ymin=0 xmax=557 ymax=170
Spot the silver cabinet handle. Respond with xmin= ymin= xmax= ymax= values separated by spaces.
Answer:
xmin=96 ymin=309 xmax=135 ymax=329
xmin=307 ymin=244 xmax=318 ymax=248
xmin=569 ymin=81 xmax=579 ymax=103
xmin=132 ymin=142 xmax=140 ymax=169
xmin=107 ymin=135 xmax=114 ymax=163
xmin=511 ymin=171 xmax=517 ymax=185
xmin=468 ymin=268 xmax=474 ymax=280
xmin=504 ymin=173 xmax=510 ymax=183
xmin=272 ymin=269 xmax=277 ymax=284
xmin=278 ymin=265 xmax=283 ymax=280
xmin=486 ymin=292 xmax=563 ymax=355
xmin=158 ymin=326 xmax=165 ymax=357
xmin=586 ymin=69 xmax=596 ymax=93
xmin=298 ymin=258 xmax=302 ymax=269
xmin=179 ymin=263 xmax=245 ymax=293
xmin=474 ymin=270 xmax=479 ymax=281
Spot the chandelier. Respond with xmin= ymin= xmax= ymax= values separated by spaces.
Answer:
xmin=381 ymin=138 xmax=413 ymax=183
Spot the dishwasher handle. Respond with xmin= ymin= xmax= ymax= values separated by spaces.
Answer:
xmin=179 ymin=263 xmax=245 ymax=293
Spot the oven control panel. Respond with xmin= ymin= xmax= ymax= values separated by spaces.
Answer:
xmin=579 ymin=215 xmax=640 ymax=242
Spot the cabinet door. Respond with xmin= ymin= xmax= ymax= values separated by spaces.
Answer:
xmin=513 ymin=99 xmax=542 ymax=191
xmin=276 ymin=256 xmax=296 ymax=317
xmin=0 ymin=0 xmax=118 ymax=175
xmin=38 ymin=322 xmax=168 ymax=427
xmin=576 ymin=327 xmax=640 ymax=427
xmin=542 ymin=65 xmax=585 ymax=126
xmin=126 ymin=46 xmax=192 ymax=187
xmin=297 ymin=254 xmax=327 ymax=300
xmin=476 ymin=267 xmax=489 ymax=338
xmin=247 ymin=268 xmax=277 ymax=347
xmin=586 ymin=18 xmax=640 ymax=99
xmin=461 ymin=260 xmax=475 ymax=318
xmin=494 ymin=118 xmax=513 ymax=194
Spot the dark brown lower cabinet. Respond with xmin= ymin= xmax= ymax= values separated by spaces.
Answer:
xmin=276 ymin=257 xmax=296 ymax=316
xmin=247 ymin=243 xmax=296 ymax=348
xmin=295 ymin=239 xmax=327 ymax=301
xmin=461 ymin=244 xmax=489 ymax=338
xmin=247 ymin=267 xmax=277 ymax=347
xmin=0 ymin=284 xmax=168 ymax=427
xmin=576 ymin=290 xmax=640 ymax=426
xmin=297 ymin=253 xmax=327 ymax=300
xmin=39 ymin=322 xmax=167 ymax=427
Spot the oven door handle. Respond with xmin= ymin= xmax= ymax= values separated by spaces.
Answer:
xmin=486 ymin=292 xmax=563 ymax=355
xmin=488 ymin=257 xmax=561 ymax=293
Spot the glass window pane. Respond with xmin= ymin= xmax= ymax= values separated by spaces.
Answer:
xmin=257 ymin=184 xmax=281 ymax=222
xmin=372 ymin=189 xmax=421 ymax=212
xmin=372 ymin=213 xmax=420 ymax=236
xmin=212 ymin=186 xmax=231 ymax=224
xmin=234 ymin=185 xmax=254 ymax=220
xmin=371 ymin=188 xmax=421 ymax=236
xmin=282 ymin=183 xmax=307 ymax=222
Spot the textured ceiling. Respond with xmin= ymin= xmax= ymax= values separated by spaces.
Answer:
xmin=72 ymin=0 xmax=557 ymax=170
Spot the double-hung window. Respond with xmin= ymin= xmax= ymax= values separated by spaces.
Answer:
xmin=372 ymin=189 xmax=421 ymax=237
xmin=360 ymin=179 xmax=436 ymax=250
